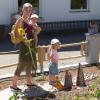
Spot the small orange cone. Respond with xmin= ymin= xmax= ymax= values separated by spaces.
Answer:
xmin=54 ymin=76 xmax=64 ymax=91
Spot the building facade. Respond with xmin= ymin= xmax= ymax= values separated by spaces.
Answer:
xmin=39 ymin=0 xmax=100 ymax=22
xmin=1 ymin=0 xmax=100 ymax=26
xmin=0 ymin=0 xmax=18 ymax=25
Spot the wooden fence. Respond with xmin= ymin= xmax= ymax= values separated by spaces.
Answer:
xmin=0 ymin=41 xmax=88 ymax=70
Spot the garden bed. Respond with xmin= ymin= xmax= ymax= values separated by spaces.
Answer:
xmin=0 ymin=65 xmax=100 ymax=100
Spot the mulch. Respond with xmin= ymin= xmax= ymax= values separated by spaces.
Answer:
xmin=0 ymin=65 xmax=100 ymax=100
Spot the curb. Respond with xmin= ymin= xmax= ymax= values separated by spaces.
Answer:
xmin=0 ymin=61 xmax=89 ymax=81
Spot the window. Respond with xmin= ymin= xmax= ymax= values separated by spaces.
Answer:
xmin=71 ymin=0 xmax=88 ymax=10
xmin=18 ymin=0 xmax=39 ymax=8
xmin=18 ymin=0 xmax=39 ymax=13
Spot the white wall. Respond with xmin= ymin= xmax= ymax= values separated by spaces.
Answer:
xmin=0 ymin=0 xmax=18 ymax=25
xmin=40 ymin=0 xmax=100 ymax=22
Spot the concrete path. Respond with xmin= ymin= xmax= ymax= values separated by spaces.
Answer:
xmin=0 ymin=32 xmax=86 ymax=79
xmin=0 ymin=51 xmax=86 ymax=79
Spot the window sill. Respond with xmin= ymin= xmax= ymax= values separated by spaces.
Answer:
xmin=69 ymin=9 xmax=90 ymax=12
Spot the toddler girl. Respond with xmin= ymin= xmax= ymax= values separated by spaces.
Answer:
xmin=48 ymin=38 xmax=61 ymax=85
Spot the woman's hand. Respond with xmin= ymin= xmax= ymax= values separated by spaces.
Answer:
xmin=33 ymin=25 xmax=42 ymax=33
xmin=24 ymin=42 xmax=30 ymax=47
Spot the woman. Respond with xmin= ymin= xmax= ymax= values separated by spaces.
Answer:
xmin=11 ymin=3 xmax=37 ymax=91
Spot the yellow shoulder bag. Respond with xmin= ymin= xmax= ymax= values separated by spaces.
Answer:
xmin=9 ymin=18 xmax=23 ymax=45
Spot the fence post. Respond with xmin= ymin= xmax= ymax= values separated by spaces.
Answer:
xmin=85 ymin=33 xmax=100 ymax=64
xmin=80 ymin=42 xmax=84 ymax=56
xmin=38 ymin=46 xmax=46 ymax=73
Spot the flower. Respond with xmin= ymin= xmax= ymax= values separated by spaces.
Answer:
xmin=18 ymin=28 xmax=25 ymax=36
xmin=17 ymin=27 xmax=36 ymax=70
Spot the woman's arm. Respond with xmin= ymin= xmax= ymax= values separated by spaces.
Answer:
xmin=33 ymin=24 xmax=42 ymax=34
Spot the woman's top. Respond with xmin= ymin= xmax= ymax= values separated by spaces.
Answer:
xmin=23 ymin=21 xmax=34 ymax=39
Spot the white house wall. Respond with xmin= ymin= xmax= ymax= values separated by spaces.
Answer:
xmin=0 ymin=0 xmax=18 ymax=25
xmin=40 ymin=0 xmax=100 ymax=22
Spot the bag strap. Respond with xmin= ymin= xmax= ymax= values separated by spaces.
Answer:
xmin=14 ymin=16 xmax=23 ymax=38
xmin=15 ymin=16 xmax=23 ymax=31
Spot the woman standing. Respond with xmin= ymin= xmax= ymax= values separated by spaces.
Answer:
xmin=10 ymin=3 xmax=37 ymax=91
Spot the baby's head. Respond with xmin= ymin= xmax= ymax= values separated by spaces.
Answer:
xmin=51 ymin=38 xmax=61 ymax=49
xmin=30 ymin=14 xmax=39 ymax=23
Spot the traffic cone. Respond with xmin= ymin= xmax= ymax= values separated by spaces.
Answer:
xmin=76 ymin=63 xmax=86 ymax=87
xmin=64 ymin=70 xmax=72 ymax=91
